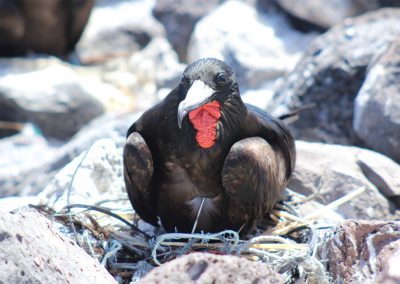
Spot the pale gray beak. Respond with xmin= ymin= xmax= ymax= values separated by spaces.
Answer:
xmin=177 ymin=80 xmax=215 ymax=129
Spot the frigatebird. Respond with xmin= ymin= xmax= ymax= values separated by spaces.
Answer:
xmin=123 ymin=58 xmax=295 ymax=235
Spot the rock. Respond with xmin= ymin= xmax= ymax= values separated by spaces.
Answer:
xmin=0 ymin=57 xmax=104 ymax=140
xmin=353 ymin=40 xmax=400 ymax=162
xmin=325 ymin=220 xmax=400 ymax=283
xmin=288 ymin=141 xmax=400 ymax=220
xmin=128 ymin=37 xmax=185 ymax=98
xmin=0 ymin=124 xmax=58 ymax=197
xmin=0 ymin=196 xmax=41 ymax=212
xmin=76 ymin=0 xmax=164 ymax=64
xmin=57 ymin=112 xmax=140 ymax=162
xmin=356 ymin=148 xmax=400 ymax=205
xmin=0 ymin=0 xmax=93 ymax=57
xmin=38 ymin=138 xmax=129 ymax=212
xmin=274 ymin=0 xmax=400 ymax=29
xmin=187 ymin=0 xmax=316 ymax=90
xmin=271 ymin=9 xmax=400 ymax=145
xmin=0 ymin=208 xmax=116 ymax=283
xmin=376 ymin=250 xmax=400 ymax=284
xmin=0 ymin=111 xmax=139 ymax=197
xmin=152 ymin=0 xmax=219 ymax=62
xmin=139 ymin=252 xmax=283 ymax=283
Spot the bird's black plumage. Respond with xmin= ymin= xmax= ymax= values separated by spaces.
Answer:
xmin=123 ymin=58 xmax=295 ymax=235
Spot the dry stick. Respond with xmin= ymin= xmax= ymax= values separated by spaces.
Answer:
xmin=61 ymin=204 xmax=151 ymax=238
xmin=304 ymin=186 xmax=366 ymax=221
xmin=191 ymin=197 xmax=205 ymax=234
xmin=271 ymin=186 xmax=366 ymax=235
xmin=65 ymin=146 xmax=93 ymax=247
xmin=158 ymin=241 xmax=308 ymax=251
xmin=0 ymin=121 xmax=24 ymax=130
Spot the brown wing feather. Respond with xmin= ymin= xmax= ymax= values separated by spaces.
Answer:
xmin=222 ymin=104 xmax=295 ymax=232
xmin=123 ymin=132 xmax=158 ymax=226
xmin=222 ymin=137 xmax=287 ymax=231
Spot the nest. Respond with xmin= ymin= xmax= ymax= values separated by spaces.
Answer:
xmin=32 ymin=181 xmax=366 ymax=283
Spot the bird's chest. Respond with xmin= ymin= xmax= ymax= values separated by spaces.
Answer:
xmin=157 ymin=138 xmax=227 ymax=196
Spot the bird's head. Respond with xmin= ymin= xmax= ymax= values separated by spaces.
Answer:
xmin=177 ymin=58 xmax=241 ymax=149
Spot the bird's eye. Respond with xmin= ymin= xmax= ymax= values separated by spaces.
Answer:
xmin=216 ymin=73 xmax=227 ymax=87
xmin=181 ymin=76 xmax=190 ymax=87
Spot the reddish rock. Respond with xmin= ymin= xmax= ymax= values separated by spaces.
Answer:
xmin=326 ymin=220 xmax=400 ymax=282
xmin=376 ymin=250 xmax=400 ymax=284
xmin=0 ymin=208 xmax=116 ymax=283
xmin=139 ymin=252 xmax=283 ymax=284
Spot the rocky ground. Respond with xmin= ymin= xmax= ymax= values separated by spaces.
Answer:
xmin=0 ymin=0 xmax=399 ymax=283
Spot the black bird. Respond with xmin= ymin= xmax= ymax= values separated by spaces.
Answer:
xmin=123 ymin=58 xmax=295 ymax=235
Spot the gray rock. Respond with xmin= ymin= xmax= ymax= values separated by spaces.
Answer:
xmin=153 ymin=0 xmax=219 ymax=62
xmin=0 ymin=0 xmax=93 ymax=56
xmin=0 ymin=124 xmax=58 ymax=197
xmin=275 ymin=0 xmax=377 ymax=29
xmin=139 ymin=252 xmax=283 ymax=283
xmin=0 ymin=111 xmax=139 ymax=197
xmin=38 ymin=138 xmax=130 ymax=212
xmin=325 ymin=220 xmax=400 ymax=283
xmin=0 ymin=208 xmax=116 ymax=283
xmin=288 ymin=141 xmax=400 ymax=220
xmin=76 ymin=0 xmax=164 ymax=64
xmin=376 ymin=249 xmax=400 ymax=284
xmin=353 ymin=40 xmax=400 ymax=162
xmin=128 ymin=37 xmax=185 ymax=91
xmin=187 ymin=0 xmax=316 ymax=90
xmin=271 ymin=9 xmax=400 ymax=145
xmin=0 ymin=58 xmax=104 ymax=140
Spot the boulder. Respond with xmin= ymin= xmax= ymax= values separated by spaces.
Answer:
xmin=76 ymin=0 xmax=164 ymax=64
xmin=376 ymin=250 xmax=400 ymax=284
xmin=139 ymin=252 xmax=283 ymax=283
xmin=0 ymin=0 xmax=93 ymax=57
xmin=152 ymin=0 xmax=219 ymax=62
xmin=187 ymin=0 xmax=316 ymax=90
xmin=0 ymin=112 xmax=139 ymax=197
xmin=353 ymin=40 xmax=400 ymax=162
xmin=275 ymin=0 xmax=400 ymax=29
xmin=38 ymin=138 xmax=129 ymax=212
xmin=0 ymin=57 xmax=104 ymax=140
xmin=325 ymin=220 xmax=400 ymax=283
xmin=0 ymin=208 xmax=116 ymax=283
xmin=128 ymin=37 xmax=185 ymax=95
xmin=271 ymin=9 xmax=400 ymax=145
xmin=288 ymin=141 xmax=400 ymax=219
xmin=0 ymin=124 xmax=58 ymax=197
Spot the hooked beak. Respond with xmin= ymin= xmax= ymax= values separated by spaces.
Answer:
xmin=177 ymin=80 xmax=215 ymax=129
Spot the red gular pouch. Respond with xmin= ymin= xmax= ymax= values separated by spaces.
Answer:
xmin=188 ymin=100 xmax=221 ymax=149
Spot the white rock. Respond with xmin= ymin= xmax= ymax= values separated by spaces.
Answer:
xmin=39 ymin=138 xmax=129 ymax=212
xmin=188 ymin=0 xmax=316 ymax=89
xmin=288 ymin=141 xmax=399 ymax=220
xmin=0 ymin=208 xmax=116 ymax=283
xmin=76 ymin=0 xmax=165 ymax=64
xmin=128 ymin=37 xmax=185 ymax=110
xmin=0 ymin=57 xmax=104 ymax=139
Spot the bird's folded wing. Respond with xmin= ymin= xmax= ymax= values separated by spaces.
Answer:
xmin=222 ymin=137 xmax=286 ymax=218
xmin=221 ymin=104 xmax=295 ymax=228
xmin=123 ymin=132 xmax=158 ymax=226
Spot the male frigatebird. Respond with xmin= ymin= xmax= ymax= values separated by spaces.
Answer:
xmin=123 ymin=58 xmax=295 ymax=235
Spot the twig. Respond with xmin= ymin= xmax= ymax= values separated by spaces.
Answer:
xmin=271 ymin=186 xmax=367 ymax=235
xmin=0 ymin=120 xmax=24 ymax=131
xmin=59 ymin=204 xmax=151 ymax=238
xmin=191 ymin=198 xmax=205 ymax=234
xmin=65 ymin=146 xmax=93 ymax=247
xmin=303 ymin=186 xmax=366 ymax=221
